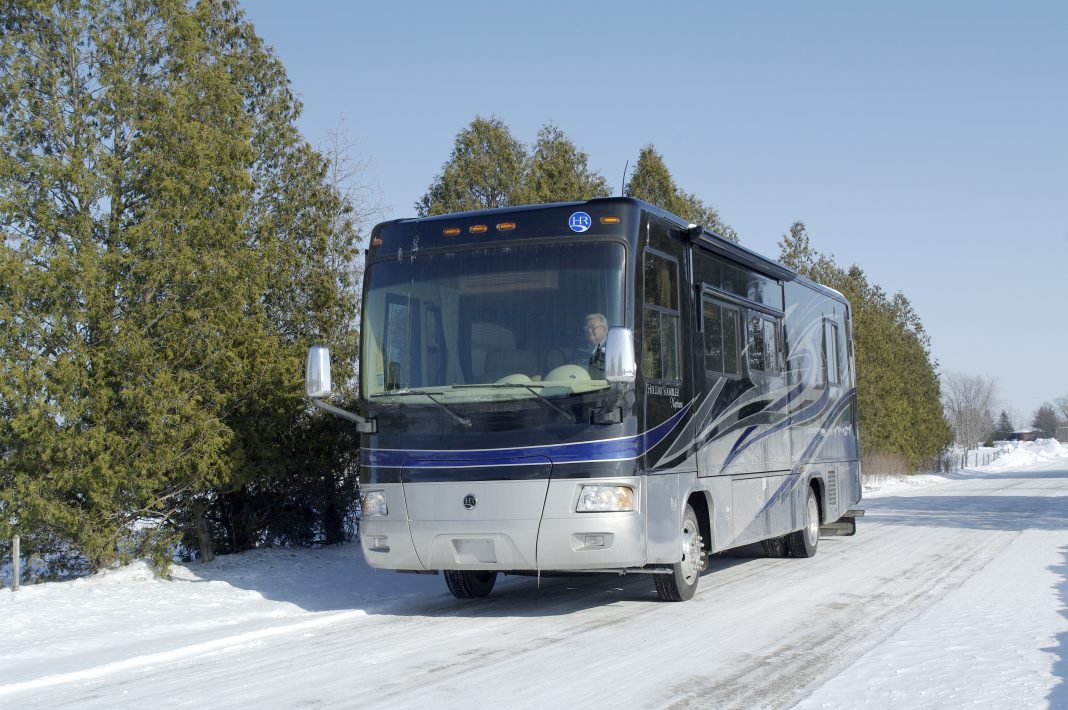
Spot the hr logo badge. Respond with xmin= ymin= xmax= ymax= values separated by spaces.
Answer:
xmin=463 ymin=494 xmax=477 ymax=510
xmin=568 ymin=211 xmax=591 ymax=233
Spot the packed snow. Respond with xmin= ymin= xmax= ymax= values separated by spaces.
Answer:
xmin=2 ymin=440 xmax=1067 ymax=708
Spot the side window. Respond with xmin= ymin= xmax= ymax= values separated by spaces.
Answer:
xmin=702 ymin=298 xmax=741 ymax=377
xmin=823 ymin=319 xmax=841 ymax=385
xmin=642 ymin=251 xmax=680 ymax=381
xmin=747 ymin=312 xmax=781 ymax=374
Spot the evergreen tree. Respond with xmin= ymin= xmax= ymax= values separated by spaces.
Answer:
xmin=1032 ymin=403 xmax=1059 ymax=438
xmin=0 ymin=0 xmax=363 ymax=571
xmin=516 ymin=123 xmax=609 ymax=204
xmin=778 ymin=221 xmax=818 ymax=271
xmin=417 ymin=116 xmax=526 ymax=216
xmin=417 ymin=118 xmax=611 ymax=215
xmin=626 ymin=145 xmax=739 ymax=242
xmin=993 ymin=410 xmax=1014 ymax=441
xmin=778 ymin=226 xmax=952 ymax=470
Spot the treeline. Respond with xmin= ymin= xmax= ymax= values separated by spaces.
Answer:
xmin=1 ymin=1 xmax=950 ymax=576
xmin=417 ymin=117 xmax=740 ymax=242
xmin=0 ymin=0 xmax=363 ymax=574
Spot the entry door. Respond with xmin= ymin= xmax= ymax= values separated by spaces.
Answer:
xmin=641 ymin=247 xmax=686 ymax=468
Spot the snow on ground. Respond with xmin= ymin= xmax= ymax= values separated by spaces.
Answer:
xmin=799 ymin=441 xmax=1068 ymax=709
xmin=0 ymin=544 xmax=444 ymax=695
xmin=796 ymin=525 xmax=1068 ymax=709
xmin=1 ymin=440 xmax=1066 ymax=708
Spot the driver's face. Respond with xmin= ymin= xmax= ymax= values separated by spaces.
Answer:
xmin=585 ymin=321 xmax=606 ymax=345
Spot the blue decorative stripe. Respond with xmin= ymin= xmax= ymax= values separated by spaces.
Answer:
xmin=753 ymin=390 xmax=858 ymax=517
xmin=725 ymin=425 xmax=758 ymax=465
xmin=722 ymin=386 xmax=837 ymax=468
xmin=767 ymin=380 xmax=806 ymax=414
xmin=362 ymin=403 xmax=692 ymax=469
xmin=790 ymin=389 xmax=857 ymax=474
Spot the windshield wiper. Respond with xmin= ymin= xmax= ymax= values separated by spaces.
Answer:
xmin=456 ymin=383 xmax=576 ymax=423
xmin=371 ymin=390 xmax=471 ymax=428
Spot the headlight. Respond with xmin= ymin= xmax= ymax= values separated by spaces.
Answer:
xmin=363 ymin=490 xmax=388 ymax=517
xmin=576 ymin=485 xmax=635 ymax=512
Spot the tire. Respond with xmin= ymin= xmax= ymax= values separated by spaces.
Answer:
xmin=654 ymin=504 xmax=705 ymax=602
xmin=761 ymin=535 xmax=788 ymax=558
xmin=785 ymin=486 xmax=820 ymax=558
xmin=444 ymin=570 xmax=498 ymax=599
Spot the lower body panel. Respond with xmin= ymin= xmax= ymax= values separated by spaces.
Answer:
xmin=360 ymin=477 xmax=649 ymax=572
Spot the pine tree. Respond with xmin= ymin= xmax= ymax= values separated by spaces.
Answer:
xmin=1032 ymin=404 xmax=1059 ymax=439
xmin=993 ymin=410 xmax=1014 ymax=440
xmin=626 ymin=145 xmax=739 ymax=242
xmin=0 ymin=0 xmax=364 ymax=570
xmin=417 ymin=116 xmax=527 ymax=216
xmin=417 ymin=118 xmax=612 ymax=215
xmin=516 ymin=123 xmax=609 ymax=204
xmin=779 ymin=221 xmax=818 ymax=272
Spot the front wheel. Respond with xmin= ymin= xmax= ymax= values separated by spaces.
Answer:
xmin=654 ymin=504 xmax=705 ymax=601
xmin=444 ymin=570 xmax=498 ymax=599
xmin=785 ymin=486 xmax=820 ymax=558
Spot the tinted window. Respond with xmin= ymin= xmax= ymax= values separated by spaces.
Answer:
xmin=642 ymin=250 xmax=680 ymax=381
xmin=702 ymin=299 xmax=741 ymax=377
xmin=747 ymin=313 xmax=781 ymax=374
xmin=823 ymin=320 xmax=841 ymax=385
xmin=643 ymin=251 xmax=678 ymax=310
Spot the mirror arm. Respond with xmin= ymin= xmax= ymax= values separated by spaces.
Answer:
xmin=312 ymin=398 xmax=377 ymax=434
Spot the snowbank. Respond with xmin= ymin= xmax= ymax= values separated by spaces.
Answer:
xmin=984 ymin=438 xmax=1067 ymax=471
xmin=863 ymin=439 xmax=1068 ymax=497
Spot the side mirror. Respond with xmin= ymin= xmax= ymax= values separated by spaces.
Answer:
xmin=306 ymin=345 xmax=333 ymax=398
xmin=604 ymin=327 xmax=636 ymax=384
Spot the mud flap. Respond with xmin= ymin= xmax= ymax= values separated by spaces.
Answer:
xmin=820 ymin=508 xmax=864 ymax=537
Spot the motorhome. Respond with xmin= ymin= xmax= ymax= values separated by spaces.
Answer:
xmin=306 ymin=197 xmax=863 ymax=601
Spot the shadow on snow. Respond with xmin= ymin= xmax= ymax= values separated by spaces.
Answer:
xmin=867 ymin=466 xmax=1068 ymax=532
xmin=181 ymin=544 xmax=771 ymax=618
xmin=1045 ymin=546 xmax=1068 ymax=709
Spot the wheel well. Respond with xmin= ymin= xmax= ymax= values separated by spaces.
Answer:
xmin=687 ymin=492 xmax=712 ymax=552
xmin=808 ymin=477 xmax=825 ymax=523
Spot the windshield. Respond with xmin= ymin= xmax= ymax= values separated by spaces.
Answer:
xmin=362 ymin=241 xmax=626 ymax=404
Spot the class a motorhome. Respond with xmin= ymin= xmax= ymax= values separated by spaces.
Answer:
xmin=306 ymin=197 xmax=863 ymax=601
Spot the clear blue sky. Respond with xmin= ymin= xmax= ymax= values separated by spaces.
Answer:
xmin=244 ymin=0 xmax=1066 ymax=425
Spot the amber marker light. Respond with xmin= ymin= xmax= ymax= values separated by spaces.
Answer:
xmin=443 ymin=227 xmax=461 ymax=237
xmin=600 ymin=216 xmax=621 ymax=224
xmin=496 ymin=222 xmax=517 ymax=231
xmin=469 ymin=224 xmax=488 ymax=234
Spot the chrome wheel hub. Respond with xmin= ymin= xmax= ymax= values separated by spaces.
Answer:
xmin=681 ymin=521 xmax=703 ymax=583
xmin=805 ymin=494 xmax=819 ymax=547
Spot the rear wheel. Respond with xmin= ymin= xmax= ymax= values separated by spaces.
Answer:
xmin=761 ymin=535 xmax=788 ymax=557
xmin=444 ymin=570 xmax=498 ymax=599
xmin=785 ymin=486 xmax=820 ymax=558
xmin=654 ymin=504 xmax=705 ymax=601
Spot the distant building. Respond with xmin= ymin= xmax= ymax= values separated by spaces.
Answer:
xmin=1008 ymin=428 xmax=1042 ymax=442
xmin=1058 ymin=425 xmax=1068 ymax=444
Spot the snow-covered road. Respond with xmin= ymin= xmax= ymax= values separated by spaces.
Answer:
xmin=3 ymin=444 xmax=1067 ymax=708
